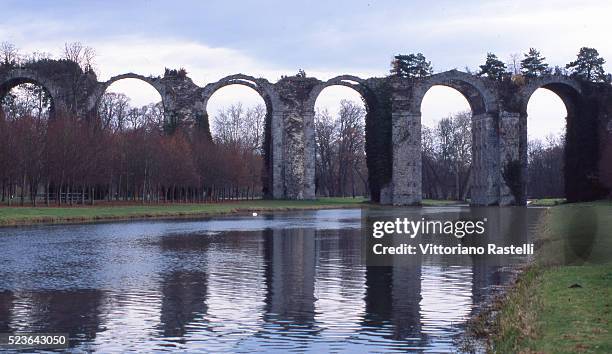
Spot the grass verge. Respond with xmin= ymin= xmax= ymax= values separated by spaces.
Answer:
xmin=468 ymin=201 xmax=612 ymax=353
xmin=0 ymin=197 xmax=366 ymax=226
xmin=528 ymin=198 xmax=566 ymax=206
xmin=0 ymin=197 xmax=466 ymax=226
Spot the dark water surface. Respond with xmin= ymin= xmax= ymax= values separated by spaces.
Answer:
xmin=0 ymin=208 xmax=544 ymax=353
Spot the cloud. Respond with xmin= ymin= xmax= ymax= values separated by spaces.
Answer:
xmin=1 ymin=0 xmax=608 ymax=140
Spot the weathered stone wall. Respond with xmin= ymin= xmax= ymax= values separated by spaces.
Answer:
xmin=0 ymin=59 xmax=609 ymax=203
xmin=471 ymin=112 xmax=500 ymax=205
xmin=389 ymin=78 xmax=421 ymax=205
xmin=0 ymin=60 xmax=99 ymax=117
xmin=274 ymin=76 xmax=320 ymax=199
xmin=498 ymin=111 xmax=522 ymax=205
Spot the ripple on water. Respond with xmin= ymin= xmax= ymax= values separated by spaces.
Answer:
xmin=0 ymin=208 xmax=543 ymax=352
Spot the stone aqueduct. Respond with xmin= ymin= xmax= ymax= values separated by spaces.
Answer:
xmin=1 ymin=60 xmax=611 ymax=205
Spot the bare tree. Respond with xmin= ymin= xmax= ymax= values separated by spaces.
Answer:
xmin=0 ymin=42 xmax=20 ymax=66
xmin=315 ymin=109 xmax=336 ymax=196
xmin=421 ymin=111 xmax=472 ymax=200
xmin=527 ymin=134 xmax=564 ymax=198
xmin=243 ymin=104 xmax=266 ymax=154
xmin=314 ymin=100 xmax=367 ymax=197
xmin=508 ymin=53 xmax=522 ymax=75
xmin=211 ymin=103 xmax=265 ymax=153
xmin=63 ymin=42 xmax=96 ymax=73
xmin=98 ymin=92 xmax=131 ymax=131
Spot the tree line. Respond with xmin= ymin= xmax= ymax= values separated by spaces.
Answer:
xmin=0 ymin=87 xmax=266 ymax=205
xmin=391 ymin=47 xmax=610 ymax=83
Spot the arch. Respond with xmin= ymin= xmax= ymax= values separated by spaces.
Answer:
xmin=309 ymin=79 xmax=370 ymax=198
xmin=407 ymin=71 xmax=499 ymax=206
xmin=519 ymin=76 xmax=583 ymax=202
xmin=0 ymin=68 xmax=62 ymax=113
xmin=201 ymin=74 xmax=278 ymax=113
xmin=412 ymin=70 xmax=496 ymax=115
xmin=519 ymin=75 xmax=582 ymax=115
xmin=306 ymin=75 xmax=371 ymax=112
xmin=420 ymin=85 xmax=472 ymax=128
xmin=86 ymin=73 xmax=166 ymax=115
xmin=103 ymin=73 xmax=165 ymax=95
xmin=305 ymin=76 xmax=374 ymax=200
xmin=201 ymin=74 xmax=281 ymax=199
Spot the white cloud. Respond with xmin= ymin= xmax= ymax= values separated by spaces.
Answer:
xmin=1 ymin=2 xmax=607 ymax=141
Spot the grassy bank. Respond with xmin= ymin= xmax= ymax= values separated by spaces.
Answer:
xmin=0 ymin=197 xmax=366 ymax=226
xmin=491 ymin=264 xmax=611 ymax=353
xmin=478 ymin=201 xmax=612 ymax=353
xmin=0 ymin=197 xmax=468 ymax=226
xmin=528 ymin=197 xmax=566 ymax=206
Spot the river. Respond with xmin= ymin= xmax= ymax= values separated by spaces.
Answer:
xmin=0 ymin=207 xmax=545 ymax=353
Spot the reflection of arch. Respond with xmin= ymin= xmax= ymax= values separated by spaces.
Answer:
xmin=0 ymin=69 xmax=61 ymax=113
xmin=519 ymin=75 xmax=582 ymax=115
xmin=413 ymin=70 xmax=496 ymax=115
xmin=306 ymin=75 xmax=371 ymax=111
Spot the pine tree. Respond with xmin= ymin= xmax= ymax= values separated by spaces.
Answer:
xmin=565 ymin=47 xmax=607 ymax=82
xmin=478 ymin=53 xmax=507 ymax=80
xmin=521 ymin=48 xmax=549 ymax=77
xmin=390 ymin=53 xmax=433 ymax=78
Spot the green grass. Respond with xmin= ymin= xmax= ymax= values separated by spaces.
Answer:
xmin=529 ymin=197 xmax=567 ymax=206
xmin=0 ymin=197 xmax=467 ymax=226
xmin=492 ymin=264 xmax=612 ymax=353
xmin=488 ymin=200 xmax=612 ymax=353
xmin=0 ymin=197 xmax=366 ymax=226
xmin=422 ymin=199 xmax=466 ymax=206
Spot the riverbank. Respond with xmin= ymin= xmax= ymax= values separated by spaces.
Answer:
xmin=467 ymin=201 xmax=612 ymax=353
xmin=0 ymin=197 xmax=369 ymax=226
xmin=0 ymin=198 xmax=468 ymax=226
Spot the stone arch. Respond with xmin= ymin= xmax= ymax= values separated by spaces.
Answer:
xmin=305 ymin=75 xmax=372 ymax=198
xmin=518 ymin=75 xmax=585 ymax=202
xmin=0 ymin=68 xmax=64 ymax=114
xmin=305 ymin=75 xmax=372 ymax=111
xmin=518 ymin=75 xmax=582 ymax=115
xmin=412 ymin=70 xmax=497 ymax=115
xmin=393 ymin=71 xmax=500 ymax=206
xmin=201 ymin=74 xmax=278 ymax=113
xmin=87 ymin=73 xmax=166 ymax=115
xmin=202 ymin=74 xmax=282 ymax=198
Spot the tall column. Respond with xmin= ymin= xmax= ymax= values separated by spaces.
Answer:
xmin=471 ymin=112 xmax=500 ymax=205
xmin=302 ymin=109 xmax=316 ymax=199
xmin=273 ymin=78 xmax=318 ymax=200
xmin=283 ymin=109 xmax=307 ymax=199
xmin=271 ymin=109 xmax=285 ymax=199
xmin=498 ymin=111 xmax=523 ymax=205
xmin=391 ymin=110 xmax=422 ymax=205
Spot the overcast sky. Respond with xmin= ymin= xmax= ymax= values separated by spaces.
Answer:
xmin=2 ymin=0 xmax=610 ymax=139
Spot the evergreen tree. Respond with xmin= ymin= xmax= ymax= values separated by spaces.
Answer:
xmin=390 ymin=53 xmax=433 ymax=78
xmin=565 ymin=47 xmax=607 ymax=82
xmin=478 ymin=53 xmax=507 ymax=80
xmin=521 ymin=48 xmax=549 ymax=77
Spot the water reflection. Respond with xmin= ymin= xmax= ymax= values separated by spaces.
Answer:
xmin=0 ymin=208 xmax=544 ymax=352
